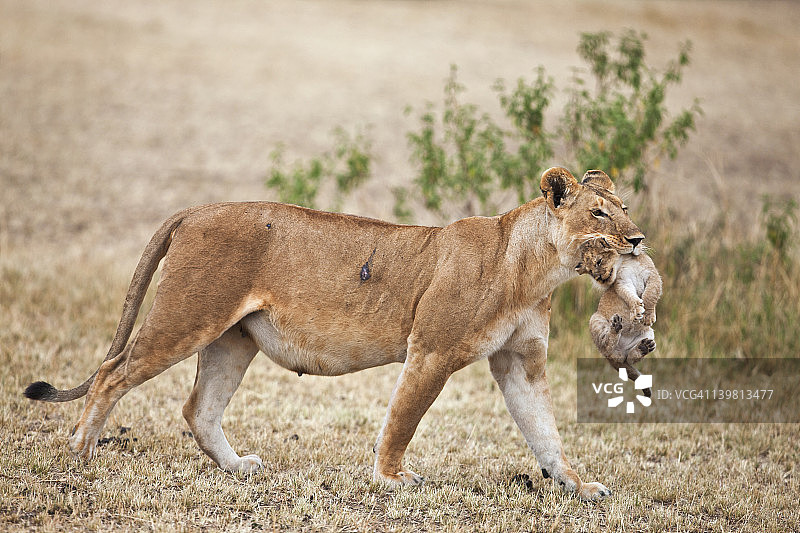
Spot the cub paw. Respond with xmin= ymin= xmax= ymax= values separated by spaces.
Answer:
xmin=610 ymin=314 xmax=623 ymax=333
xmin=642 ymin=309 xmax=656 ymax=326
xmin=578 ymin=481 xmax=612 ymax=501
xmin=638 ymin=338 xmax=656 ymax=355
xmin=631 ymin=304 xmax=645 ymax=322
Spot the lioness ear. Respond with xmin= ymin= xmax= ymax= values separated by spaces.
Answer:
xmin=581 ymin=169 xmax=615 ymax=193
xmin=540 ymin=167 xmax=578 ymax=209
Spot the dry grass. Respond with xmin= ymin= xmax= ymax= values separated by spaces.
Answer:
xmin=2 ymin=253 xmax=799 ymax=532
xmin=2 ymin=1 xmax=800 ymax=531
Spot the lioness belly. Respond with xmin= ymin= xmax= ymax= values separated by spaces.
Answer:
xmin=241 ymin=311 xmax=407 ymax=376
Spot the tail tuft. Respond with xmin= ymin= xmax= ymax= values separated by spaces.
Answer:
xmin=24 ymin=381 xmax=58 ymax=401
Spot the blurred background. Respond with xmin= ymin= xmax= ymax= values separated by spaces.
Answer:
xmin=2 ymin=3 xmax=799 ymax=529
xmin=2 ymin=0 xmax=798 ymax=260
xmin=4 ymin=0 xmax=799 ymax=362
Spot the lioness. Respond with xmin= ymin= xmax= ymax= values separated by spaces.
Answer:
xmin=575 ymin=236 xmax=662 ymax=395
xmin=24 ymin=167 xmax=644 ymax=500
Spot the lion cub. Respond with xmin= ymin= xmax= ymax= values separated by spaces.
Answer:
xmin=576 ymin=239 xmax=663 ymax=396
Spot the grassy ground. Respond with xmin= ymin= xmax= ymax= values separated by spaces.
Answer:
xmin=2 ymin=1 xmax=799 ymax=531
xmin=2 ymin=254 xmax=798 ymax=532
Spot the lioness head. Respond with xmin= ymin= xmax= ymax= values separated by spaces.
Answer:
xmin=575 ymin=238 xmax=620 ymax=285
xmin=540 ymin=167 xmax=644 ymax=261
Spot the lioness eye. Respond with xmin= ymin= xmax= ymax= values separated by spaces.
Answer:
xmin=591 ymin=209 xmax=609 ymax=218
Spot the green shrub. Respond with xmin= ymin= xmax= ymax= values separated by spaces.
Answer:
xmin=761 ymin=194 xmax=797 ymax=258
xmin=562 ymin=30 xmax=702 ymax=193
xmin=266 ymin=127 xmax=372 ymax=210
xmin=400 ymin=65 xmax=554 ymax=219
xmin=266 ymin=30 xmax=701 ymax=220
xmin=266 ymin=148 xmax=325 ymax=209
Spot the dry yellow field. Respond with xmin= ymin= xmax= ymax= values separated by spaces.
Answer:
xmin=2 ymin=1 xmax=799 ymax=531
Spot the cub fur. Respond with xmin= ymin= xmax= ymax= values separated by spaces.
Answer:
xmin=576 ymin=239 xmax=663 ymax=395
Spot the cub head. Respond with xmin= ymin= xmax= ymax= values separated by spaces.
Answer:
xmin=575 ymin=238 xmax=620 ymax=285
xmin=540 ymin=167 xmax=645 ymax=261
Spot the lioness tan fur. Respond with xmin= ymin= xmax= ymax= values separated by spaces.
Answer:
xmin=576 ymin=237 xmax=662 ymax=393
xmin=25 ymin=167 xmax=644 ymax=500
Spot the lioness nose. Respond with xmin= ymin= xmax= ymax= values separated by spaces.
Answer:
xmin=626 ymin=236 xmax=643 ymax=249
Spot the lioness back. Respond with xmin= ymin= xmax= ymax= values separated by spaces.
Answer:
xmin=161 ymin=202 xmax=512 ymax=375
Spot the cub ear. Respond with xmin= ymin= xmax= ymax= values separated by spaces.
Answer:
xmin=581 ymin=169 xmax=615 ymax=193
xmin=540 ymin=167 xmax=578 ymax=209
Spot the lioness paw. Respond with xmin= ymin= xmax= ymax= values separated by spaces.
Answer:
xmin=397 ymin=470 xmax=425 ymax=485
xmin=68 ymin=428 xmax=97 ymax=462
xmin=610 ymin=314 xmax=623 ymax=333
xmin=374 ymin=469 xmax=425 ymax=486
xmin=227 ymin=454 xmax=263 ymax=474
xmin=638 ymin=338 xmax=656 ymax=355
xmin=578 ymin=481 xmax=612 ymax=501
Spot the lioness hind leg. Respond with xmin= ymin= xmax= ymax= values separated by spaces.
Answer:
xmin=69 ymin=328 xmax=201 ymax=461
xmin=183 ymin=327 xmax=260 ymax=473
xmin=69 ymin=299 xmax=245 ymax=461
xmin=68 ymin=343 xmax=134 ymax=461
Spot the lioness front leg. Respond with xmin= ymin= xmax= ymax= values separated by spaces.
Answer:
xmin=489 ymin=348 xmax=611 ymax=500
xmin=373 ymin=352 xmax=451 ymax=486
xmin=183 ymin=327 xmax=261 ymax=473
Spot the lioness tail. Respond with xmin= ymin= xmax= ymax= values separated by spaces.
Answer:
xmin=23 ymin=209 xmax=191 ymax=403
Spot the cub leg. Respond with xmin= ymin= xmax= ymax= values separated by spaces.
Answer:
xmin=641 ymin=274 xmax=662 ymax=327
xmin=183 ymin=326 xmax=260 ymax=473
xmin=615 ymin=279 xmax=645 ymax=321
xmin=373 ymin=352 xmax=451 ymax=485
xmin=489 ymin=348 xmax=611 ymax=500
xmin=624 ymin=331 xmax=656 ymax=366
xmin=589 ymin=313 xmax=624 ymax=365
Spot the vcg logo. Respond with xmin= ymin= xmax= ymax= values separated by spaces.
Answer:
xmin=591 ymin=367 xmax=652 ymax=414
